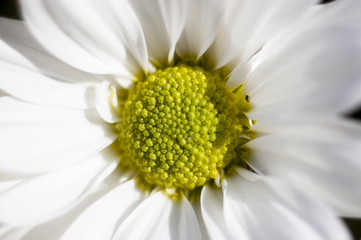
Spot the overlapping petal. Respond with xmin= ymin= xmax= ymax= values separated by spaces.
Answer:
xmin=176 ymin=0 xmax=226 ymax=60
xmin=222 ymin=169 xmax=350 ymax=240
xmin=60 ymin=180 xmax=144 ymax=240
xmin=20 ymin=0 xmax=146 ymax=76
xmin=241 ymin=24 xmax=361 ymax=124
xmin=201 ymin=186 xmax=230 ymax=240
xmin=0 ymin=153 xmax=117 ymax=225
xmin=0 ymin=97 xmax=115 ymax=176
xmin=248 ymin=118 xmax=361 ymax=217
xmin=0 ymin=18 xmax=102 ymax=84
xmin=131 ymin=0 xmax=188 ymax=65
xmin=211 ymin=0 xmax=317 ymax=71
xmin=113 ymin=191 xmax=201 ymax=240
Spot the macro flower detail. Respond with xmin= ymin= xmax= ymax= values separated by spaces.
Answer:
xmin=0 ymin=0 xmax=361 ymax=239
xmin=116 ymin=65 xmax=250 ymax=190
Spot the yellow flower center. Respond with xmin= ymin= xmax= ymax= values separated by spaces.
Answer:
xmin=116 ymin=65 xmax=251 ymax=190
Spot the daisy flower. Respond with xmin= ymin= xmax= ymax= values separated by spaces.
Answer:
xmin=1 ymin=0 xmax=361 ymax=239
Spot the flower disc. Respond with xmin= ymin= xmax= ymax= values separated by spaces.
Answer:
xmin=117 ymin=65 xmax=247 ymax=190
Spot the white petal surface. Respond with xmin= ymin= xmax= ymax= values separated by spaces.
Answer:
xmin=115 ymin=76 xmax=133 ymax=89
xmin=191 ymin=197 xmax=210 ymax=240
xmin=95 ymin=81 xmax=121 ymax=123
xmin=60 ymin=180 xmax=144 ymax=240
xmin=201 ymin=185 xmax=229 ymax=240
xmin=0 ymin=153 xmax=117 ymax=225
xmin=20 ymin=171 xmax=125 ymax=240
xmin=213 ymin=0 xmax=317 ymax=72
xmin=242 ymin=25 xmax=361 ymax=124
xmin=0 ymin=181 xmax=22 ymax=193
xmin=305 ymin=0 xmax=361 ymax=30
xmin=0 ymin=18 xmax=102 ymax=84
xmin=0 ymin=97 xmax=115 ymax=176
xmin=178 ymin=195 xmax=203 ymax=240
xmin=176 ymin=0 xmax=225 ymax=60
xmin=131 ymin=0 xmax=188 ymax=65
xmin=0 ymin=226 xmax=31 ymax=240
xmin=0 ymin=19 xmax=98 ymax=109
xmin=223 ymin=169 xmax=350 ymax=240
xmin=248 ymin=118 xmax=361 ymax=217
xmin=0 ymin=61 xmax=96 ymax=109
xmin=113 ymin=191 xmax=201 ymax=239
xmin=97 ymin=0 xmax=149 ymax=73
xmin=20 ymin=0 xmax=143 ymax=76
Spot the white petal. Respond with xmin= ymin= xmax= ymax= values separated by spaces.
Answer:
xmin=0 ymin=97 xmax=115 ymax=176
xmin=0 ymin=180 xmax=22 ymax=192
xmin=0 ymin=18 xmax=102 ymax=84
xmin=19 ymin=0 xmax=141 ymax=76
xmin=0 ymin=226 xmax=31 ymax=240
xmin=0 ymin=153 xmax=117 ymax=225
xmin=214 ymin=0 xmax=317 ymax=72
xmin=243 ymin=25 xmax=361 ymax=124
xmin=60 ymin=180 xmax=144 ymax=240
xmin=305 ymin=0 xmax=361 ymax=29
xmin=0 ymin=61 xmax=97 ymax=109
xmin=201 ymin=185 xmax=229 ymax=240
xmin=115 ymin=77 xmax=133 ymax=89
xmin=223 ymin=169 xmax=350 ymax=240
xmin=98 ymin=0 xmax=149 ymax=73
xmin=113 ymin=192 xmax=201 ymax=239
xmin=248 ymin=118 xmax=361 ymax=217
xmin=178 ymin=196 xmax=202 ymax=240
xmin=95 ymin=81 xmax=122 ymax=123
xmin=131 ymin=0 xmax=188 ymax=65
xmin=176 ymin=0 xmax=226 ymax=60
xmin=0 ymin=20 xmax=99 ymax=110
xmin=225 ymin=59 xmax=254 ymax=89
xmin=20 ymin=172 xmax=124 ymax=240
xmin=191 ymin=196 xmax=211 ymax=240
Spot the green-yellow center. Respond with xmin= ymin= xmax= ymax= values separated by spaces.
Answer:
xmin=116 ymin=65 xmax=250 ymax=190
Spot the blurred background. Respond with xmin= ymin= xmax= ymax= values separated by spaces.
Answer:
xmin=0 ymin=0 xmax=360 ymax=238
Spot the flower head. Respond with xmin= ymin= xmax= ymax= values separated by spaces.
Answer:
xmin=0 ymin=0 xmax=361 ymax=239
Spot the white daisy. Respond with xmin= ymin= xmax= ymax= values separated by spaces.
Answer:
xmin=0 ymin=0 xmax=361 ymax=239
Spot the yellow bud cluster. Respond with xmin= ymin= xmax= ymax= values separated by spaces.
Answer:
xmin=117 ymin=65 xmax=244 ymax=190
